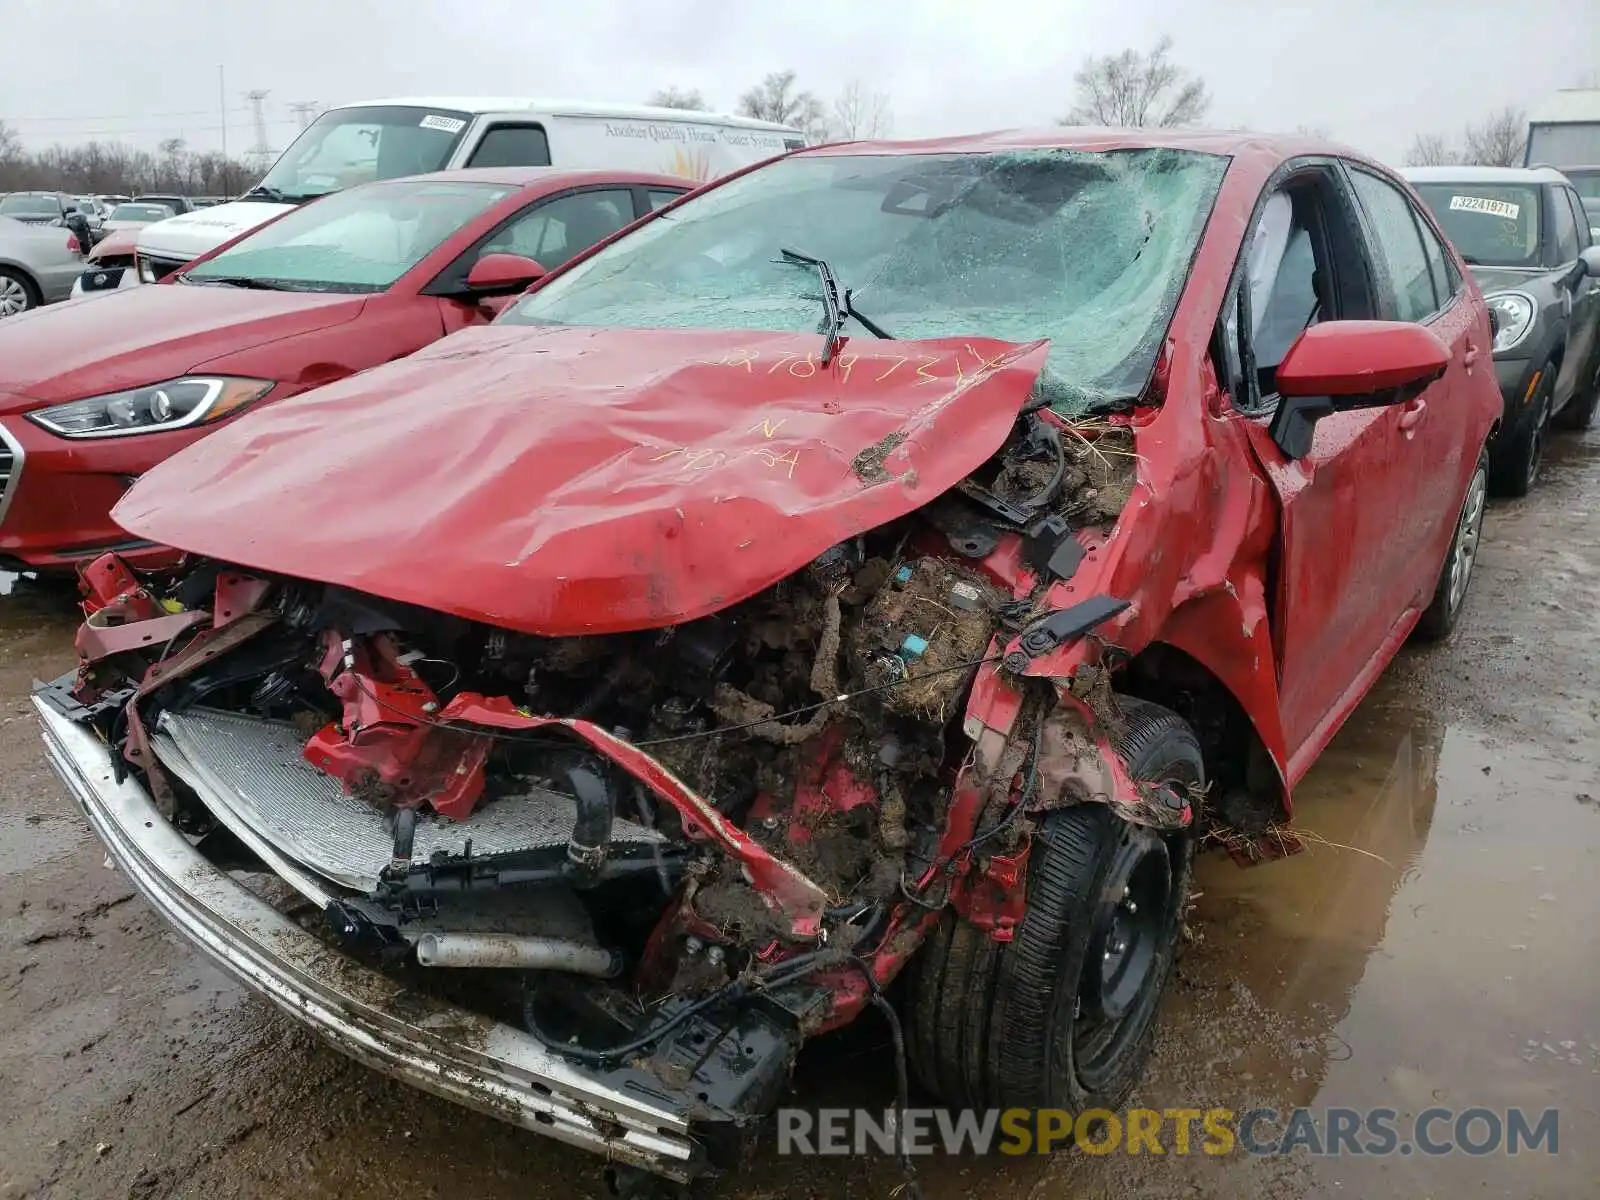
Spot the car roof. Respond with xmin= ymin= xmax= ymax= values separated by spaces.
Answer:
xmin=351 ymin=166 xmax=694 ymax=191
xmin=329 ymin=96 xmax=802 ymax=134
xmin=790 ymin=126 xmax=1408 ymax=196
xmin=798 ymin=126 xmax=1384 ymax=167
xmin=1402 ymin=164 xmax=1570 ymax=186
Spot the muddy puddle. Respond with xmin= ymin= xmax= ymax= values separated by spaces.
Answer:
xmin=0 ymin=432 xmax=1595 ymax=1199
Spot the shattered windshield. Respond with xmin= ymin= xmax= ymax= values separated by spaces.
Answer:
xmin=183 ymin=179 xmax=513 ymax=292
xmin=500 ymin=147 xmax=1228 ymax=411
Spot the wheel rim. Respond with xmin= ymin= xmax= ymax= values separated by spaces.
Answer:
xmin=1526 ymin=418 xmax=1543 ymax=487
xmin=1074 ymin=826 xmax=1179 ymax=1086
xmin=0 ymin=277 xmax=28 ymax=318
xmin=1447 ymin=467 xmax=1487 ymax=616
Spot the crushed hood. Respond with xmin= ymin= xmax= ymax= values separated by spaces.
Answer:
xmin=0 ymin=285 xmax=367 ymax=407
xmin=115 ymin=325 xmax=1049 ymax=635
xmin=136 ymin=200 xmax=293 ymax=262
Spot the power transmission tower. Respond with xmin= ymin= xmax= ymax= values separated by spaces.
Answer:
xmin=289 ymin=101 xmax=320 ymax=132
xmin=245 ymin=89 xmax=274 ymax=172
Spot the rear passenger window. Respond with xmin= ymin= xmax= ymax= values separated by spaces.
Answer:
xmin=467 ymin=125 xmax=552 ymax=169
xmin=647 ymin=189 xmax=685 ymax=212
xmin=1349 ymin=169 xmax=1439 ymax=322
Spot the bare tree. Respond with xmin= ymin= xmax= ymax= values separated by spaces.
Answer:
xmin=0 ymin=133 xmax=254 ymax=196
xmin=1404 ymin=132 xmax=1461 ymax=167
xmin=1463 ymin=106 xmax=1527 ymax=166
xmin=0 ymin=120 xmax=20 ymax=164
xmin=832 ymin=79 xmax=893 ymax=140
xmin=1060 ymin=36 xmax=1210 ymax=128
xmin=738 ymin=70 xmax=827 ymax=138
xmin=650 ymin=87 xmax=709 ymax=112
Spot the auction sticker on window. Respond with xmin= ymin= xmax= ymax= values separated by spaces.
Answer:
xmin=419 ymin=114 xmax=467 ymax=134
xmin=1449 ymin=195 xmax=1520 ymax=220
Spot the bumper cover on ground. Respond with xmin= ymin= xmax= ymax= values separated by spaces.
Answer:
xmin=33 ymin=693 xmax=705 ymax=1181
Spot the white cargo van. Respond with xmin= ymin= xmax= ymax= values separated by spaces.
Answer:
xmin=133 ymin=98 xmax=805 ymax=282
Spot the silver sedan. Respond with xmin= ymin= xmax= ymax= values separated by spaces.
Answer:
xmin=0 ymin=216 xmax=86 ymax=319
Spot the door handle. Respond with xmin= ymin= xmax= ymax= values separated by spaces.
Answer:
xmin=1398 ymin=397 xmax=1427 ymax=431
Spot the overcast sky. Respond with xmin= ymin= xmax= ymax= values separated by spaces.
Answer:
xmin=4 ymin=0 xmax=1596 ymax=166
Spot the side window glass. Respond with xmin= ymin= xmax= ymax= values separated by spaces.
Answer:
xmin=1561 ymin=189 xmax=1590 ymax=252
xmin=1550 ymin=186 xmax=1580 ymax=262
xmin=481 ymin=189 xmax=633 ymax=270
xmin=647 ymin=189 xmax=685 ymax=212
xmin=1224 ymin=187 xmax=1329 ymax=407
xmin=467 ymin=125 xmax=552 ymax=169
xmin=1349 ymin=170 xmax=1438 ymax=322
xmin=1415 ymin=213 xmax=1457 ymax=306
xmin=1255 ymin=227 xmax=1319 ymax=372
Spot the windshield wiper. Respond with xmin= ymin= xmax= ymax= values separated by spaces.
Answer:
xmin=242 ymin=185 xmax=315 ymax=205
xmin=777 ymin=246 xmax=892 ymax=365
xmin=183 ymin=275 xmax=295 ymax=291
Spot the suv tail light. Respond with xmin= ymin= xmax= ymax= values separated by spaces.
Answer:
xmin=66 ymin=233 xmax=81 ymax=254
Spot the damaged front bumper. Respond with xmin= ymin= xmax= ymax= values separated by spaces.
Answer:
xmin=33 ymin=692 xmax=711 ymax=1181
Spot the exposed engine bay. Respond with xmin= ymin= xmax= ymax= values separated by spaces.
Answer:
xmin=55 ymin=406 xmax=1152 ymax=1166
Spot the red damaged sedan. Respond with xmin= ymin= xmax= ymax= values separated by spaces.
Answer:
xmin=0 ymin=167 xmax=688 ymax=572
xmin=35 ymin=131 xmax=1498 ymax=1189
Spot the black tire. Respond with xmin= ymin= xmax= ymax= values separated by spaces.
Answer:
xmin=1414 ymin=449 xmax=1488 ymax=642
xmin=1552 ymin=359 xmax=1599 ymax=432
xmin=903 ymin=698 xmax=1200 ymax=1114
xmin=1489 ymin=369 xmax=1552 ymax=496
xmin=0 ymin=267 xmax=40 ymax=320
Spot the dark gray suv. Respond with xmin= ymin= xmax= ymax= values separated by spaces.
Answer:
xmin=1406 ymin=165 xmax=1600 ymax=495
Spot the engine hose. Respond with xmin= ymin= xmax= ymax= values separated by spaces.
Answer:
xmin=564 ymin=763 xmax=615 ymax=885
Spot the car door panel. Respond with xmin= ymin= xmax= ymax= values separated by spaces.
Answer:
xmin=1225 ymin=167 xmax=1424 ymax=765
xmin=1344 ymin=167 xmax=1475 ymax=611
xmin=1555 ymin=188 xmax=1600 ymax=406
xmin=1243 ymin=406 xmax=1408 ymax=765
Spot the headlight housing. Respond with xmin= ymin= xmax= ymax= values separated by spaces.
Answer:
xmin=27 ymin=377 xmax=273 ymax=439
xmin=137 ymin=256 xmax=157 ymax=283
xmin=1485 ymin=291 xmax=1536 ymax=354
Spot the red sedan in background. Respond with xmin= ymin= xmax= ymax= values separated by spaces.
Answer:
xmin=0 ymin=167 xmax=689 ymax=572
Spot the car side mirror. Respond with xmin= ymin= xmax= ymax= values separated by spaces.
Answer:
xmin=1577 ymin=246 xmax=1600 ymax=279
xmin=1268 ymin=321 xmax=1450 ymax=459
xmin=462 ymin=252 xmax=546 ymax=297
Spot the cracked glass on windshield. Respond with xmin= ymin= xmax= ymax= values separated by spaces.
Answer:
xmin=182 ymin=179 xmax=513 ymax=292
xmin=500 ymin=147 xmax=1228 ymax=411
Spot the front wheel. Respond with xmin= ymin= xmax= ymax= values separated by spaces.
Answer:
xmin=1414 ymin=450 xmax=1488 ymax=641
xmin=1489 ymin=372 xmax=1551 ymax=496
xmin=904 ymin=699 xmax=1200 ymax=1113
